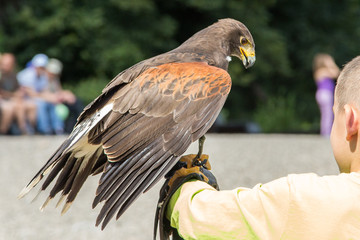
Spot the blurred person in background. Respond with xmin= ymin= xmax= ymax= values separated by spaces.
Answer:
xmin=45 ymin=58 xmax=83 ymax=133
xmin=46 ymin=58 xmax=84 ymax=133
xmin=0 ymin=53 xmax=14 ymax=134
xmin=0 ymin=53 xmax=36 ymax=134
xmin=17 ymin=54 xmax=64 ymax=135
xmin=313 ymin=53 xmax=340 ymax=137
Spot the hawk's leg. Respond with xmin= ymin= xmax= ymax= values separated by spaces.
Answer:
xmin=192 ymin=135 xmax=206 ymax=166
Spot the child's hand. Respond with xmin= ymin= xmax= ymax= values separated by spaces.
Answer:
xmin=165 ymin=154 xmax=218 ymax=192
xmin=154 ymin=154 xmax=218 ymax=240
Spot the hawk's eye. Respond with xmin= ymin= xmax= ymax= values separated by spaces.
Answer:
xmin=240 ymin=37 xmax=248 ymax=45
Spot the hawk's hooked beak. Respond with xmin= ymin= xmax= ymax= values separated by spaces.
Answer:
xmin=239 ymin=45 xmax=256 ymax=69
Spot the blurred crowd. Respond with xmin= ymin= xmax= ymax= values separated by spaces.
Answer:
xmin=0 ymin=53 xmax=83 ymax=135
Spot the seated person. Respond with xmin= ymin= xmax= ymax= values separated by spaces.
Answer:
xmin=0 ymin=96 xmax=15 ymax=134
xmin=0 ymin=53 xmax=36 ymax=134
xmin=17 ymin=54 xmax=64 ymax=135
xmin=45 ymin=58 xmax=83 ymax=133
xmin=158 ymin=56 xmax=360 ymax=239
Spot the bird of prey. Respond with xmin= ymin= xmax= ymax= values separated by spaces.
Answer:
xmin=19 ymin=18 xmax=255 ymax=229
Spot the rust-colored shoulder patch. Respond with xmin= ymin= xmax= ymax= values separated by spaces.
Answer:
xmin=137 ymin=62 xmax=232 ymax=100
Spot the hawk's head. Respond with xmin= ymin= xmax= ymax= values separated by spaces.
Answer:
xmin=174 ymin=18 xmax=255 ymax=70
xmin=219 ymin=18 xmax=256 ymax=69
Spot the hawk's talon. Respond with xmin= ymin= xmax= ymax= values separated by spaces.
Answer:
xmin=192 ymin=158 xmax=208 ymax=168
xmin=193 ymin=135 xmax=206 ymax=166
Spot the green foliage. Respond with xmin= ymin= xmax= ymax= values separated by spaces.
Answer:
xmin=1 ymin=0 xmax=360 ymax=132
xmin=254 ymin=94 xmax=317 ymax=133
xmin=63 ymin=77 xmax=108 ymax=105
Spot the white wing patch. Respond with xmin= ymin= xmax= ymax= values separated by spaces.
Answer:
xmin=67 ymin=102 xmax=114 ymax=152
xmin=18 ymin=103 xmax=114 ymax=200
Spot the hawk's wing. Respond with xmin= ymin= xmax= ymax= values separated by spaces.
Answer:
xmin=19 ymin=62 xmax=231 ymax=229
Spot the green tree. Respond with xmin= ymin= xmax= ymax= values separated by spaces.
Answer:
xmin=1 ymin=0 xmax=359 ymax=132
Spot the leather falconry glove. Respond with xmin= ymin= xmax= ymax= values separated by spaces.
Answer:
xmin=153 ymin=154 xmax=219 ymax=240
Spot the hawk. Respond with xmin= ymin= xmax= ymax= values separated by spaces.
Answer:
xmin=19 ymin=18 xmax=255 ymax=229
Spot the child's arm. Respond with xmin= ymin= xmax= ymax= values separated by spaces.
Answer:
xmin=168 ymin=178 xmax=290 ymax=240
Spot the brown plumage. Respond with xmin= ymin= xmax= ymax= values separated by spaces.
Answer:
xmin=19 ymin=18 xmax=255 ymax=229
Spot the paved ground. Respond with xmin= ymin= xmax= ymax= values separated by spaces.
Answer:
xmin=0 ymin=134 xmax=338 ymax=240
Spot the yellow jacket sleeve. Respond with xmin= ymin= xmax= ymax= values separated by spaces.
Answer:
xmin=170 ymin=177 xmax=290 ymax=239
xmin=169 ymin=173 xmax=360 ymax=240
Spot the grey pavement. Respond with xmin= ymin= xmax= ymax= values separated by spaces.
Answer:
xmin=0 ymin=134 xmax=338 ymax=240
